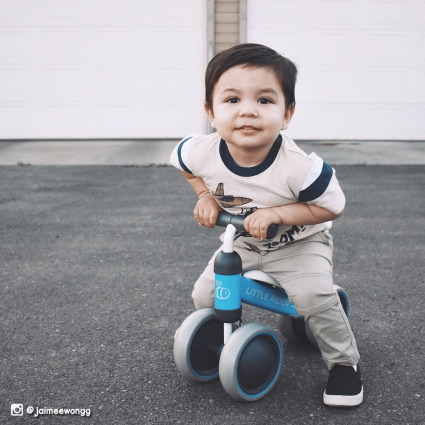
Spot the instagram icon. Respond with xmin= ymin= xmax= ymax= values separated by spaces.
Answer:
xmin=11 ymin=404 xmax=23 ymax=416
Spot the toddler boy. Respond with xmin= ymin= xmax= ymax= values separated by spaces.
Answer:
xmin=170 ymin=43 xmax=363 ymax=406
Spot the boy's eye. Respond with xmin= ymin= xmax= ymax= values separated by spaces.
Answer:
xmin=258 ymin=98 xmax=272 ymax=104
xmin=226 ymin=97 xmax=239 ymax=103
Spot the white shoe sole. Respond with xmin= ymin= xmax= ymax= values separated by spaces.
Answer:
xmin=323 ymin=387 xmax=363 ymax=406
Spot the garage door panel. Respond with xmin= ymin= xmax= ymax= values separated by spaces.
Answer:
xmin=152 ymin=104 xmax=204 ymax=137
xmin=247 ymin=0 xmax=302 ymax=25
xmin=42 ymin=67 xmax=84 ymax=99
xmin=0 ymin=0 xmax=38 ymax=25
xmin=0 ymin=67 xmax=30 ymax=101
xmin=0 ymin=106 xmax=28 ymax=132
xmin=96 ymin=105 xmax=151 ymax=133
xmin=150 ymin=0 xmax=202 ymax=23
xmin=94 ymin=30 xmax=139 ymax=61
xmin=313 ymin=0 xmax=361 ymax=29
xmin=312 ymin=70 xmax=351 ymax=100
xmin=368 ymin=0 xmax=423 ymax=30
xmin=151 ymin=66 xmax=204 ymax=101
xmin=366 ymin=107 xmax=403 ymax=138
xmin=295 ymin=69 xmax=349 ymax=104
xmin=314 ymin=33 xmax=353 ymax=65
xmin=290 ymin=104 xmax=406 ymax=140
xmin=367 ymin=33 xmax=406 ymax=65
xmin=404 ymin=106 xmax=423 ymax=138
xmin=0 ymin=30 xmax=33 ymax=63
xmin=422 ymin=2 xmax=425 ymax=28
xmin=41 ymin=30 xmax=86 ymax=61
xmin=41 ymin=0 xmax=93 ymax=22
xmin=289 ymin=104 xmax=354 ymax=140
xmin=314 ymin=107 xmax=351 ymax=139
xmin=150 ymin=29 xmax=204 ymax=64
xmin=420 ymin=109 xmax=425 ymax=136
xmin=421 ymin=34 xmax=425 ymax=64
xmin=42 ymin=105 xmax=81 ymax=132
xmin=370 ymin=1 xmax=405 ymax=25
xmin=368 ymin=71 xmax=403 ymax=102
xmin=420 ymin=72 xmax=425 ymax=99
xmin=363 ymin=69 xmax=414 ymax=104
xmin=93 ymin=67 xmax=149 ymax=101
xmin=94 ymin=0 xmax=142 ymax=21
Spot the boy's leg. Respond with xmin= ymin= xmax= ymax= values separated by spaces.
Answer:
xmin=191 ymin=246 xmax=221 ymax=309
xmin=263 ymin=232 xmax=362 ymax=406
xmin=265 ymin=232 xmax=360 ymax=369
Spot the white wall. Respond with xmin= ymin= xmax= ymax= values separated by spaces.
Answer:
xmin=247 ymin=0 xmax=425 ymax=140
xmin=0 ymin=0 xmax=206 ymax=139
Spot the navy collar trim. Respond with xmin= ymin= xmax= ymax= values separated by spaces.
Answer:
xmin=219 ymin=134 xmax=282 ymax=177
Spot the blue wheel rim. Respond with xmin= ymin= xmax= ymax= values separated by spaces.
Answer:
xmin=236 ymin=332 xmax=282 ymax=397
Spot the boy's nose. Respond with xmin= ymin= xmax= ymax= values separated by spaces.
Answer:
xmin=238 ymin=102 xmax=258 ymax=117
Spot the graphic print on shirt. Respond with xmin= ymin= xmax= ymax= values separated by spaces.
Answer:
xmin=211 ymin=183 xmax=257 ymax=215
xmin=210 ymin=183 xmax=309 ymax=251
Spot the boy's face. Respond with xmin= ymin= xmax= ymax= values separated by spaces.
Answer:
xmin=205 ymin=65 xmax=294 ymax=153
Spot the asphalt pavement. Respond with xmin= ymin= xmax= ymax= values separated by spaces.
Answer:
xmin=1 ymin=141 xmax=425 ymax=424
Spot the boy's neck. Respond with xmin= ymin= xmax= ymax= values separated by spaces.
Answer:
xmin=224 ymin=141 xmax=275 ymax=168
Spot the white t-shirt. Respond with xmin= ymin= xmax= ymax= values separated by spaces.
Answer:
xmin=170 ymin=132 xmax=345 ymax=252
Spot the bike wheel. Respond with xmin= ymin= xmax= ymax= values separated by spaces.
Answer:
xmin=276 ymin=314 xmax=309 ymax=343
xmin=174 ymin=308 xmax=222 ymax=382
xmin=219 ymin=323 xmax=283 ymax=401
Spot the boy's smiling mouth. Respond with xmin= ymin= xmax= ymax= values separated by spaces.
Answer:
xmin=237 ymin=125 xmax=260 ymax=131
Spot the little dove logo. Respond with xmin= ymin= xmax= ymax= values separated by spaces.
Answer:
xmin=215 ymin=281 xmax=231 ymax=300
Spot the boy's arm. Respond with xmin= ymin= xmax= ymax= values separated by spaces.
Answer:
xmin=244 ymin=203 xmax=344 ymax=241
xmin=179 ymin=170 xmax=223 ymax=228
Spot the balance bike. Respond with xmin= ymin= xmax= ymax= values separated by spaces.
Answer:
xmin=174 ymin=212 xmax=350 ymax=401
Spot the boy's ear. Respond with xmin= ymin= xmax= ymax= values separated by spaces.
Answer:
xmin=204 ymin=102 xmax=216 ymax=129
xmin=281 ymin=104 xmax=295 ymax=130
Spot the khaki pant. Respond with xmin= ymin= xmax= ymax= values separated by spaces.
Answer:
xmin=192 ymin=231 xmax=360 ymax=370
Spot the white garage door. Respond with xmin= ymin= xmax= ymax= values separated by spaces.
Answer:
xmin=248 ymin=0 xmax=425 ymax=140
xmin=0 ymin=0 xmax=205 ymax=139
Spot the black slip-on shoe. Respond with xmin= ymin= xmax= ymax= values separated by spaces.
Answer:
xmin=324 ymin=364 xmax=363 ymax=406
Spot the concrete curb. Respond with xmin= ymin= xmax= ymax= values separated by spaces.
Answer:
xmin=0 ymin=140 xmax=424 ymax=166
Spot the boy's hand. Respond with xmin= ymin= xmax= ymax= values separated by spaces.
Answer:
xmin=244 ymin=203 xmax=344 ymax=240
xmin=194 ymin=194 xmax=223 ymax=228
xmin=244 ymin=208 xmax=281 ymax=240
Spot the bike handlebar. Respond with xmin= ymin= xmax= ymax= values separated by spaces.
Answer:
xmin=216 ymin=211 xmax=279 ymax=240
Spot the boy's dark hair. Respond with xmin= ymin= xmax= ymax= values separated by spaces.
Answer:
xmin=205 ymin=43 xmax=297 ymax=111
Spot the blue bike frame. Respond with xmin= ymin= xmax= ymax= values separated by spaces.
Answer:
xmin=216 ymin=273 xmax=349 ymax=320
xmin=213 ymin=220 xmax=350 ymax=332
xmin=240 ymin=275 xmax=300 ymax=318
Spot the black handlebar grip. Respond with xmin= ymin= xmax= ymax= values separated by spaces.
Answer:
xmin=216 ymin=212 xmax=279 ymax=240
xmin=266 ymin=223 xmax=279 ymax=240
